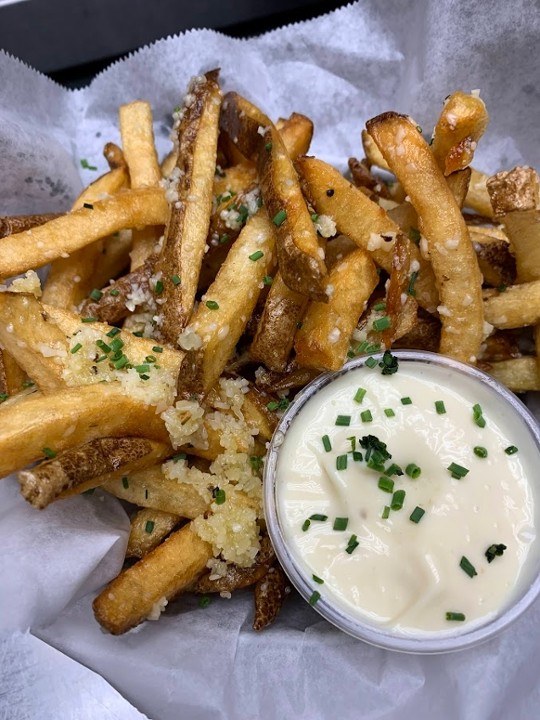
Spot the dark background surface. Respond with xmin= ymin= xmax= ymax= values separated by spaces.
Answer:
xmin=0 ymin=0 xmax=348 ymax=87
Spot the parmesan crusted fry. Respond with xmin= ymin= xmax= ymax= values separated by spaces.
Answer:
xmin=1 ymin=187 xmax=167 ymax=280
xmin=93 ymin=522 xmax=212 ymax=634
xmin=367 ymin=112 xmax=483 ymax=363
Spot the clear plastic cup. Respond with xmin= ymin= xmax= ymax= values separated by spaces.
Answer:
xmin=263 ymin=350 xmax=540 ymax=653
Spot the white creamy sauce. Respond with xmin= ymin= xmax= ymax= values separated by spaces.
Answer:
xmin=276 ymin=360 xmax=538 ymax=635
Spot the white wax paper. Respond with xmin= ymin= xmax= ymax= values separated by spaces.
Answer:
xmin=2 ymin=1 xmax=540 ymax=718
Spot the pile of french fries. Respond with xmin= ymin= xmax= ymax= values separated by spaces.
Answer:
xmin=1 ymin=70 xmax=539 ymax=634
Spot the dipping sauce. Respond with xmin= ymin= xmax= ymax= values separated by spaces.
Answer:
xmin=273 ymin=354 xmax=538 ymax=636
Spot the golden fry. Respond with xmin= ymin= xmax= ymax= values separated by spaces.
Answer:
xmin=126 ymin=508 xmax=180 ymax=559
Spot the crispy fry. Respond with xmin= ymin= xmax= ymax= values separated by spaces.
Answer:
xmin=446 ymin=167 xmax=471 ymax=208
xmin=295 ymin=248 xmax=378 ymax=370
xmin=242 ymin=385 xmax=278 ymax=442
xmin=393 ymin=310 xmax=441 ymax=353
xmin=194 ymin=536 xmax=275 ymax=593
xmin=104 ymin=464 xmax=209 ymax=517
xmin=0 ymin=350 xmax=27 ymax=395
xmin=276 ymin=112 xmax=314 ymax=159
xmin=155 ymin=72 xmax=222 ymax=342
xmin=383 ymin=234 xmax=418 ymax=346
xmin=250 ymin=272 xmax=308 ymax=372
xmin=296 ymin=156 xmax=439 ymax=312
xmin=0 ymin=213 xmax=61 ymax=238
xmin=176 ymin=212 xmax=275 ymax=398
xmin=367 ymin=112 xmax=483 ymax=363
xmin=469 ymin=231 xmax=516 ymax=288
xmin=1 ymin=187 xmax=167 ymax=281
xmin=465 ymin=168 xmax=496 ymax=218
xmin=254 ymin=362 xmax=320 ymax=394
xmin=348 ymin=157 xmax=390 ymax=197
xmin=0 ymin=384 xmax=170 ymax=478
xmin=126 ymin=508 xmax=180 ymax=559
xmin=0 ymin=293 xmax=69 ymax=393
xmin=220 ymin=92 xmax=327 ymax=300
xmin=431 ymin=91 xmax=489 ymax=175
xmin=361 ymin=129 xmax=390 ymax=170
xmin=484 ymin=281 xmax=540 ymax=329
xmin=213 ymin=162 xmax=257 ymax=198
xmin=93 ymin=522 xmax=212 ymax=634
xmin=103 ymin=142 xmax=127 ymax=170
xmin=480 ymin=357 xmax=540 ymax=393
xmin=253 ymin=564 xmax=290 ymax=631
xmin=18 ymin=437 xmax=169 ymax=509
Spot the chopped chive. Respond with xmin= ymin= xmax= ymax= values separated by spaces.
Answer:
xmin=379 ymin=350 xmax=399 ymax=375
xmin=505 ymin=445 xmax=518 ymax=455
xmin=311 ymin=213 xmax=319 ymax=222
xmin=96 ymin=339 xmax=111 ymax=353
xmin=384 ymin=463 xmax=403 ymax=477
xmin=360 ymin=410 xmax=373 ymax=423
xmin=132 ymin=331 xmax=144 ymax=337
xmin=435 ymin=400 xmax=446 ymax=414
xmin=459 ymin=556 xmax=477 ymax=578
xmin=89 ymin=288 xmax=103 ymax=301
xmin=152 ymin=346 xmax=163 ymax=353
xmin=81 ymin=317 xmax=96 ymax=323
xmin=82 ymin=488 xmax=95 ymax=496
xmin=134 ymin=364 xmax=150 ymax=374
xmin=249 ymin=250 xmax=264 ymax=261
xmin=365 ymin=357 xmax=377 ymax=368
xmin=367 ymin=457 xmax=385 ymax=472
xmin=335 ymin=415 xmax=351 ymax=426
xmin=96 ymin=354 xmax=108 ymax=363
xmin=145 ymin=520 xmax=155 ymax=534
xmin=366 ymin=342 xmax=381 ymax=353
xmin=106 ymin=327 xmax=121 ymax=337
xmin=0 ymin=393 xmax=8 ymax=403
xmin=265 ymin=141 xmax=273 ymax=152
xmin=22 ymin=381 xmax=35 ymax=388
xmin=83 ymin=202 xmax=94 ymax=209
xmin=378 ymin=477 xmax=394 ymax=493
xmin=267 ymin=398 xmax=289 ymax=412
xmin=249 ymin=456 xmax=263 ymax=472
xmin=345 ymin=534 xmax=359 ymax=554
xmin=409 ymin=506 xmax=425 ymax=523
xmin=408 ymin=227 xmax=421 ymax=243
xmin=109 ymin=337 xmax=124 ymax=352
xmin=405 ymin=463 xmax=421 ymax=479
xmin=497 ymin=284 xmax=507 ymax=293
xmin=109 ymin=289 xmax=120 ymax=297
xmin=448 ymin=462 xmax=469 ymax=479
xmin=140 ymin=374 xmax=150 ymax=380
xmin=373 ymin=316 xmax=391 ymax=332
xmin=219 ymin=234 xmax=230 ymax=244
xmin=70 ymin=342 xmax=82 ymax=354
xmin=333 ymin=517 xmax=349 ymax=531
xmin=384 ymin=408 xmax=395 ymax=417
xmin=373 ymin=301 xmax=386 ymax=311
xmin=312 ymin=574 xmax=324 ymax=584
xmin=302 ymin=519 xmax=311 ymax=532
xmin=80 ymin=158 xmax=97 ymax=171
xmin=145 ymin=356 xmax=157 ymax=363
xmin=214 ymin=489 xmax=226 ymax=505
xmin=485 ymin=543 xmax=507 ymax=563
xmin=309 ymin=590 xmax=321 ymax=606
xmin=407 ymin=271 xmax=418 ymax=296
xmin=352 ymin=451 xmax=363 ymax=461
xmin=400 ymin=397 xmax=412 ymax=405
xmin=474 ymin=446 xmax=488 ymax=458
xmin=171 ymin=274 xmax=181 ymax=286
xmin=172 ymin=453 xmax=187 ymax=462
xmin=310 ymin=514 xmax=328 ymax=522
xmin=347 ymin=436 xmax=356 ymax=453
xmin=42 ymin=447 xmax=56 ymax=459
xmin=154 ymin=280 xmax=164 ymax=295
xmin=122 ymin=477 xmax=129 ymax=488
xmin=198 ymin=595 xmax=212 ymax=608
xmin=391 ymin=489 xmax=406 ymax=510
xmin=416 ymin=125 xmax=423 ymax=133
xmin=382 ymin=506 xmax=390 ymax=519
xmin=206 ymin=300 xmax=219 ymax=310
xmin=272 ymin=209 xmax=287 ymax=226
xmin=354 ymin=387 xmax=367 ymax=403
xmin=473 ymin=403 xmax=486 ymax=428
xmin=263 ymin=275 xmax=273 ymax=286
xmin=336 ymin=454 xmax=348 ymax=471
xmin=322 ymin=435 xmax=332 ymax=452
xmin=446 ymin=612 xmax=465 ymax=622
xmin=113 ymin=355 xmax=129 ymax=369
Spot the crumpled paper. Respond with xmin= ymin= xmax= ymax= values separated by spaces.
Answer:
xmin=1 ymin=1 xmax=540 ymax=718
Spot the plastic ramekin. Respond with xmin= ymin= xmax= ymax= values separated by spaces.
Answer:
xmin=263 ymin=350 xmax=540 ymax=653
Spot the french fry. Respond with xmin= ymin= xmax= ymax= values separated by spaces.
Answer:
xmin=296 ymin=156 xmax=439 ymax=312
xmin=465 ymin=168 xmax=495 ymax=218
xmin=0 ymin=187 xmax=167 ymax=281
xmin=446 ymin=167 xmax=471 ymax=209
xmin=250 ymin=272 xmax=308 ymax=372
xmin=469 ymin=231 xmax=516 ymax=288
xmin=0 ymin=350 xmax=27 ymax=396
xmin=348 ymin=157 xmax=390 ymax=197
xmin=194 ymin=536 xmax=275 ymax=593
xmin=93 ymin=522 xmax=212 ymax=634
xmin=104 ymin=142 xmax=127 ymax=170
xmin=383 ymin=234 xmax=418 ymax=346
xmin=393 ymin=310 xmax=441 ymax=353
xmin=104 ymin=464 xmax=209 ymax=518
xmin=253 ymin=362 xmax=320 ymax=395
xmin=253 ymin=564 xmax=290 ymax=631
xmin=220 ymin=92 xmax=327 ymax=300
xmin=0 ymin=293 xmax=69 ymax=393
xmin=276 ymin=112 xmax=314 ymax=159
xmin=484 ymin=280 xmax=540 ymax=328
xmin=155 ymin=72 xmax=222 ymax=342
xmin=126 ymin=508 xmax=180 ymax=559
xmin=361 ymin=129 xmax=390 ymax=170
xmin=367 ymin=112 xmax=483 ymax=363
xmin=481 ymin=357 xmax=540 ymax=393
xmin=176 ymin=211 xmax=275 ymax=398
xmin=242 ymin=385 xmax=278 ymax=442
xmin=295 ymin=248 xmax=378 ymax=370
xmin=0 ymin=383 xmax=170 ymax=478
xmin=18 ymin=437 xmax=170 ymax=509
xmin=0 ymin=213 xmax=61 ymax=238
